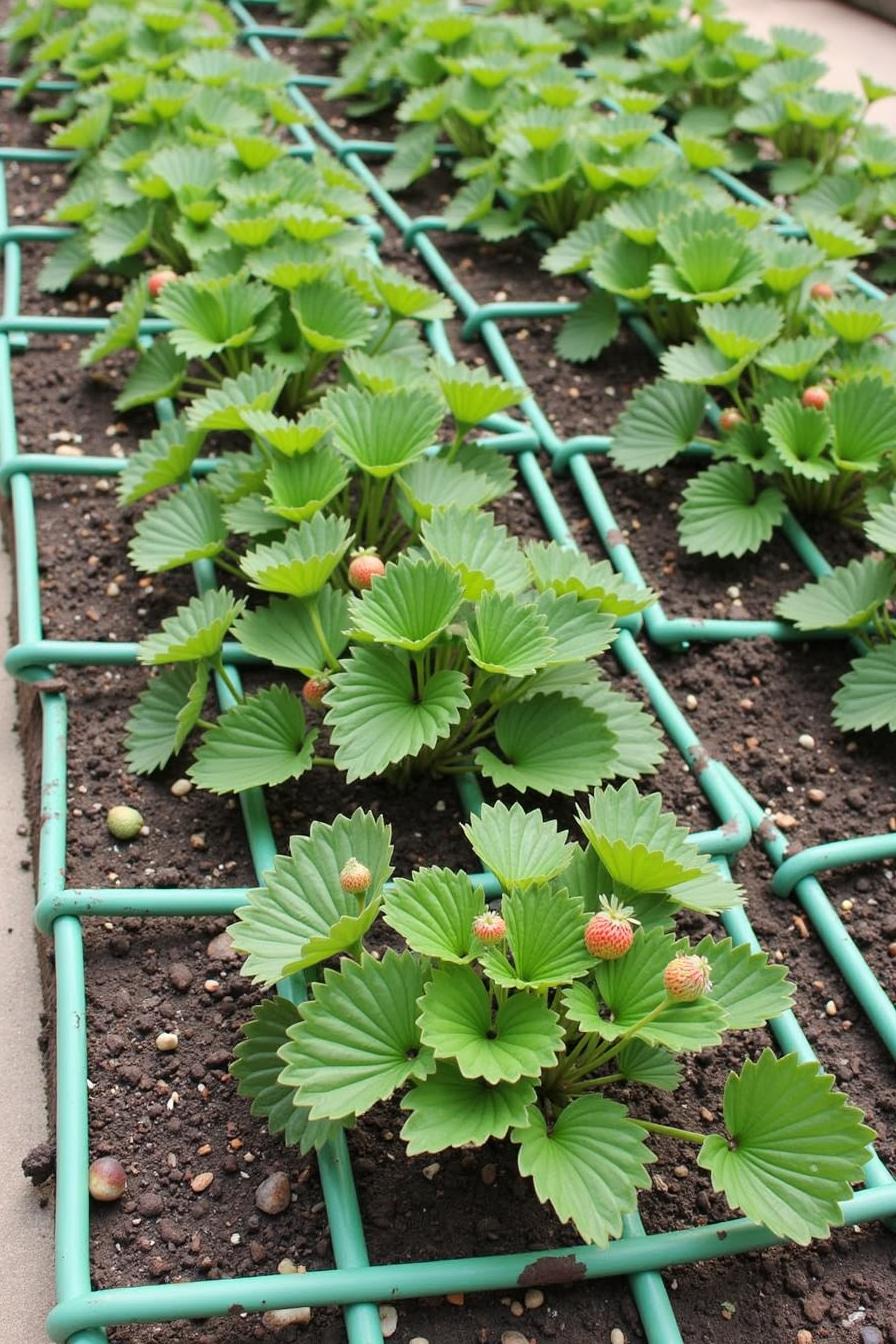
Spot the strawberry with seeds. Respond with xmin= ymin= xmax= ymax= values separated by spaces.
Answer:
xmin=583 ymin=895 xmax=639 ymax=960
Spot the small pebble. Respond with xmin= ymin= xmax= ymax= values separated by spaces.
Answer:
xmin=170 ymin=778 xmax=193 ymax=797
xmin=261 ymin=1307 xmax=311 ymax=1329
xmin=524 ymin=1289 xmax=544 ymax=1309
xmin=207 ymin=930 xmax=238 ymax=962
xmin=501 ymin=1333 xmax=529 ymax=1344
xmin=797 ymin=1331 xmax=813 ymax=1344
xmin=611 ymin=1330 xmax=626 ymax=1344
xmin=860 ymin=1328 xmax=883 ymax=1344
xmin=378 ymin=1305 xmax=398 ymax=1338
xmin=509 ymin=1300 xmax=524 ymax=1317
xmin=190 ymin=1172 xmax=214 ymax=1193
xmin=798 ymin=733 xmax=815 ymax=749
xmin=422 ymin=1163 xmax=440 ymax=1181
xmin=255 ymin=1172 xmax=291 ymax=1215
xmin=168 ymin=962 xmax=193 ymax=993
xmin=807 ymin=788 xmax=826 ymax=804
xmin=409 ymin=1338 xmax=430 ymax=1344
xmin=446 ymin=1293 xmax=465 ymax=1306
xmin=888 ymin=942 xmax=896 ymax=958
xmin=155 ymin=1032 xmax=179 ymax=1052
xmin=106 ymin=805 xmax=144 ymax=841
xmin=825 ymin=1000 xmax=838 ymax=1016
xmin=480 ymin=1163 xmax=497 ymax=1185
xmin=673 ymin=1165 xmax=688 ymax=1178
xmin=684 ymin=694 xmax=698 ymax=710
xmin=773 ymin=811 xmax=798 ymax=830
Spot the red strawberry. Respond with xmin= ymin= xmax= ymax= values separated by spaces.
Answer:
xmin=663 ymin=954 xmax=712 ymax=1002
xmin=810 ymin=282 xmax=834 ymax=301
xmin=472 ymin=911 xmax=506 ymax=943
xmin=339 ymin=857 xmax=371 ymax=894
xmin=302 ymin=676 xmax=330 ymax=708
xmin=719 ymin=408 xmax=743 ymax=433
xmin=148 ymin=268 xmax=177 ymax=299
xmin=583 ymin=895 xmax=639 ymax=960
xmin=801 ymin=385 xmax=829 ymax=411
xmin=348 ymin=552 xmax=386 ymax=591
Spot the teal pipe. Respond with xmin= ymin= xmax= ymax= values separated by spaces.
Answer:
xmin=43 ymin=1181 xmax=896 ymax=1342
xmin=773 ymin=832 xmax=896 ymax=897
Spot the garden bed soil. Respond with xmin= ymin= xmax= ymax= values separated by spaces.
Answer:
xmin=5 ymin=41 xmax=896 ymax=1344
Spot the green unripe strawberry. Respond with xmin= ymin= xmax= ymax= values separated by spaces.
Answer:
xmin=663 ymin=954 xmax=712 ymax=1002
xmin=340 ymin=857 xmax=371 ymax=894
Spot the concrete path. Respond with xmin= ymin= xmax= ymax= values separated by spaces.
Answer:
xmin=0 ymin=539 xmax=54 ymax=1341
xmin=1 ymin=3 xmax=896 ymax=1343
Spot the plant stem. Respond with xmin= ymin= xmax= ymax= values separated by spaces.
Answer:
xmin=309 ymin=597 xmax=339 ymax=669
xmin=632 ymin=1120 xmax=706 ymax=1144
xmin=213 ymin=657 xmax=243 ymax=705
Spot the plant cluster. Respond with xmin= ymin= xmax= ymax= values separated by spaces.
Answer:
xmin=230 ymin=789 xmax=873 ymax=1247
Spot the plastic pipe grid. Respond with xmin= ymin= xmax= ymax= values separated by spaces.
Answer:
xmin=0 ymin=6 xmax=893 ymax=1341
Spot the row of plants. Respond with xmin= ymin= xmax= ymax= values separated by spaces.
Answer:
xmin=268 ymin=0 xmax=896 ymax=736
xmin=0 ymin=0 xmax=882 ymax=1271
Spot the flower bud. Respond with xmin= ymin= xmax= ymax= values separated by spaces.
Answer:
xmin=472 ymin=911 xmax=506 ymax=943
xmin=339 ymin=857 xmax=371 ymax=894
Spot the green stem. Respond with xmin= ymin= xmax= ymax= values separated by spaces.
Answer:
xmin=213 ymin=657 xmax=244 ymax=705
xmin=309 ymin=596 xmax=339 ymax=670
xmin=633 ymin=1120 xmax=706 ymax=1144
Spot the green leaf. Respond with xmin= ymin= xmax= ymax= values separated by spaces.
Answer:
xmin=698 ymin=1049 xmax=874 ymax=1243
xmin=479 ymin=885 xmax=592 ymax=990
xmin=81 ymin=279 xmax=148 ymax=366
xmin=661 ymin=341 xmax=746 ymax=387
xmin=374 ymin=267 xmax=454 ymax=322
xmin=466 ymin=591 xmax=555 ymax=676
xmin=611 ymin=381 xmax=707 ymax=471
xmin=555 ymin=292 xmax=620 ymax=364
xmin=231 ymin=997 xmax=349 ymax=1154
xmin=803 ymin=214 xmax=875 ymax=260
xmin=563 ymin=928 xmax=727 ymax=1051
xmin=185 ymin=366 xmax=285 ymax=433
xmin=115 ymin=338 xmax=187 ymax=411
xmin=834 ymin=642 xmax=896 ymax=732
xmin=462 ymin=801 xmax=575 ymax=892
xmin=866 ymin=487 xmax=896 ymax=552
xmin=531 ymin=590 xmax=617 ymax=664
xmin=138 ymin=588 xmax=244 ymax=665
xmin=513 ymin=1096 xmax=654 ymax=1247
xmin=325 ymin=384 xmax=444 ymax=479
xmin=679 ymin=462 xmax=786 ymax=558
xmin=125 ymin=662 xmax=209 ymax=774
xmin=278 ymin=950 xmax=435 ymax=1120
xmin=266 ymin=450 xmax=349 ymax=524
xmin=89 ymin=202 xmax=153 ymax=267
xmin=384 ymin=867 xmax=482 ymax=964
xmin=421 ymin=507 xmax=529 ymax=599
xmin=430 ymin=359 xmax=526 ymax=428
xmin=291 ymin=280 xmax=374 ymax=353
xmin=577 ymin=781 xmax=705 ymax=892
xmin=589 ymin=235 xmax=658 ymax=303
xmin=616 ymin=1040 xmax=682 ymax=1092
xmin=397 ymin=454 xmax=513 ymax=521
xmin=696 ymin=935 xmax=794 ymax=1031
xmin=402 ymin=1063 xmax=536 ymax=1154
xmin=229 ymin=809 xmax=392 ymax=982
xmin=233 ymin=589 xmax=348 ymax=675
xmin=477 ymin=694 xmax=619 ymax=796
xmin=380 ymin=124 xmax=439 ymax=191
xmin=755 ymin=336 xmax=835 ymax=383
xmin=760 ymin=237 xmax=827 ymax=294
xmin=776 ymin=557 xmax=895 ymax=632
xmin=818 ymin=295 xmax=896 ymax=344
xmin=128 ymin=483 xmax=226 ymax=574
xmin=117 ymin=419 xmax=204 ymax=506
xmin=762 ymin=398 xmax=833 ymax=483
xmin=243 ymin=408 xmax=329 ymax=457
xmin=830 ymin=378 xmax=896 ymax=471
xmin=191 ymin=685 xmax=316 ymax=794
xmin=418 ymin=965 xmax=562 ymax=1084
xmin=698 ymin=301 xmax=782 ymax=361
xmin=525 ymin=543 xmax=655 ymax=617
xmin=38 ymin=232 xmax=93 ymax=293
xmin=242 ymin=513 xmax=352 ymax=597
xmin=154 ymin=274 xmax=276 ymax=359
xmin=347 ymin=555 xmax=463 ymax=653
xmin=325 ymin=646 xmax=469 ymax=781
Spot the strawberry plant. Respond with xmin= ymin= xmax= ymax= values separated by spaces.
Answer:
xmin=229 ymin=791 xmax=873 ymax=1247
xmin=125 ymin=505 xmax=662 ymax=795
xmin=775 ymin=488 xmax=896 ymax=734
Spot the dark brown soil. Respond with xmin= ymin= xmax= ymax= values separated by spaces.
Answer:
xmin=6 ymin=30 xmax=896 ymax=1344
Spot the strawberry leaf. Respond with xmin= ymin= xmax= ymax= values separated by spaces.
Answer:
xmin=190 ymin=684 xmax=316 ymax=793
xmin=229 ymin=809 xmax=392 ymax=983
xmin=479 ymin=886 xmax=592 ymax=990
xmin=755 ymin=335 xmax=835 ymax=382
xmin=576 ymin=780 xmax=704 ymax=893
xmin=616 ymin=1040 xmax=682 ymax=1092
xmin=325 ymin=646 xmax=470 ymax=781
xmin=555 ymin=291 xmax=620 ymax=364
xmin=138 ymin=587 xmax=244 ymax=665
xmin=233 ymin=589 xmax=349 ymax=675
xmin=81 ymin=278 xmax=148 ymax=366
xmin=834 ymin=642 xmax=896 ymax=732
xmin=326 ymin=384 xmax=444 ymax=478
xmin=242 ymin=513 xmax=353 ymax=597
xmin=525 ymin=542 xmax=655 ymax=615
xmin=291 ymin=280 xmax=375 ymax=353
xmin=698 ymin=1049 xmax=874 ymax=1243
xmin=278 ymin=950 xmax=435 ymax=1120
xmin=829 ymin=378 xmax=896 ymax=471
xmin=610 ymin=380 xmax=707 ymax=472
xmin=776 ymin=557 xmax=895 ymax=631
xmin=531 ymin=590 xmax=618 ymax=664
xmin=347 ymin=555 xmax=464 ymax=652
xmin=467 ymin=591 xmax=556 ymax=676
xmin=402 ymin=1063 xmax=536 ymax=1154
xmin=462 ymin=801 xmax=575 ymax=892
xmin=865 ymin=487 xmax=896 ymax=552
xmin=421 ymin=507 xmax=530 ymax=599
xmin=185 ymin=366 xmax=285 ymax=432
xmin=115 ymin=338 xmax=187 ymax=411
xmin=266 ymin=449 xmax=349 ymax=523
xmin=129 ymin=482 xmax=227 ymax=573
xmin=513 ymin=1096 xmax=653 ymax=1247
xmin=430 ymin=359 xmax=526 ymax=428
xmin=762 ymin=397 xmax=834 ymax=482
xmin=384 ymin=867 xmax=483 ymax=964
xmin=125 ymin=662 xmax=209 ymax=774
xmin=418 ymin=965 xmax=563 ymax=1083
xmin=117 ymin=420 xmax=204 ymax=505
xmin=679 ymin=462 xmax=786 ymax=557
xmin=696 ymin=935 xmax=795 ymax=1030
xmin=478 ymin=693 xmax=619 ymax=795
xmin=231 ymin=997 xmax=350 ymax=1154
xmin=397 ymin=454 xmax=513 ymax=520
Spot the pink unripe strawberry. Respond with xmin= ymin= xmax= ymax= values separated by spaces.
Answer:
xmin=302 ymin=676 xmax=330 ymax=708
xmin=719 ymin=408 xmax=743 ymax=433
xmin=810 ymin=282 xmax=834 ymax=301
xmin=801 ymin=385 xmax=829 ymax=411
xmin=472 ymin=911 xmax=506 ymax=943
xmin=583 ymin=894 xmax=639 ymax=960
xmin=148 ymin=268 xmax=177 ymax=299
xmin=663 ymin=954 xmax=712 ymax=1002
xmin=348 ymin=552 xmax=386 ymax=590
xmin=339 ymin=857 xmax=371 ymax=894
